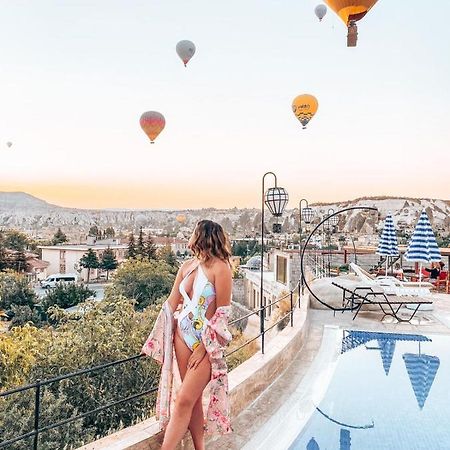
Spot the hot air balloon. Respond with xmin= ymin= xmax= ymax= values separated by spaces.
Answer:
xmin=292 ymin=95 xmax=318 ymax=129
xmin=139 ymin=111 xmax=165 ymax=144
xmin=325 ymin=0 xmax=379 ymax=46
xmin=176 ymin=40 xmax=196 ymax=67
xmin=176 ymin=214 xmax=186 ymax=224
xmin=6 ymin=142 xmax=12 ymax=148
xmin=315 ymin=4 xmax=327 ymax=21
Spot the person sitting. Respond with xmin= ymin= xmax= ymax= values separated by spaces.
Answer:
xmin=424 ymin=262 xmax=443 ymax=280
xmin=393 ymin=263 xmax=404 ymax=280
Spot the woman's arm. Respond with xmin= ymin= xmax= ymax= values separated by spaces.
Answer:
xmin=214 ymin=260 xmax=232 ymax=308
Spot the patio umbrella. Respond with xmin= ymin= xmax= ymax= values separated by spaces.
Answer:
xmin=376 ymin=213 xmax=399 ymax=276
xmin=378 ymin=338 xmax=396 ymax=376
xmin=403 ymin=351 xmax=440 ymax=409
xmin=404 ymin=210 xmax=441 ymax=283
xmin=341 ymin=330 xmax=430 ymax=354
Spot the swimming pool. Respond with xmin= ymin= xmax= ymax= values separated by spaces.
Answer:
xmin=289 ymin=329 xmax=449 ymax=450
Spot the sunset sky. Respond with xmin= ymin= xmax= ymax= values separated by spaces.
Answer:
xmin=1 ymin=1 xmax=449 ymax=209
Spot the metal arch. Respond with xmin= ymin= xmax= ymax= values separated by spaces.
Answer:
xmin=300 ymin=206 xmax=378 ymax=312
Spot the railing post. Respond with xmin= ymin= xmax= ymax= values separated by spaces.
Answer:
xmin=290 ymin=291 xmax=294 ymax=327
xmin=260 ymin=306 xmax=265 ymax=354
xmin=33 ymin=380 xmax=41 ymax=450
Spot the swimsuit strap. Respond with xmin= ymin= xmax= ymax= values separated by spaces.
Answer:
xmin=178 ymin=262 xmax=210 ymax=322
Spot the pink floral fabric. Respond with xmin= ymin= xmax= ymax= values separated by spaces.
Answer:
xmin=141 ymin=301 xmax=174 ymax=429
xmin=201 ymin=305 xmax=233 ymax=434
xmin=141 ymin=302 xmax=232 ymax=435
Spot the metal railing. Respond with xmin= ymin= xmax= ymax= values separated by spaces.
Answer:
xmin=0 ymin=354 xmax=157 ymax=450
xmin=0 ymin=283 xmax=302 ymax=450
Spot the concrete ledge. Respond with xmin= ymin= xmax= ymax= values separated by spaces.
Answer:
xmin=77 ymin=296 xmax=311 ymax=450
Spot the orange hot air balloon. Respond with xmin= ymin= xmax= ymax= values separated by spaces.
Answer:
xmin=325 ymin=0 xmax=379 ymax=46
xmin=140 ymin=111 xmax=166 ymax=144
xmin=292 ymin=94 xmax=318 ymax=129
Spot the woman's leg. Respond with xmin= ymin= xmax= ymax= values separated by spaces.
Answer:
xmin=173 ymin=332 xmax=206 ymax=449
xmin=162 ymin=332 xmax=211 ymax=450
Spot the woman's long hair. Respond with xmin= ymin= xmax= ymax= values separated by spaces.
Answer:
xmin=188 ymin=220 xmax=231 ymax=264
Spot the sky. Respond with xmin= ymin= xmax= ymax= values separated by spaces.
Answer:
xmin=0 ymin=0 xmax=449 ymax=209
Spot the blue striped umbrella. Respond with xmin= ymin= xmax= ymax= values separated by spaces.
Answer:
xmin=405 ymin=210 xmax=441 ymax=281
xmin=403 ymin=352 xmax=440 ymax=409
xmin=377 ymin=213 xmax=399 ymax=275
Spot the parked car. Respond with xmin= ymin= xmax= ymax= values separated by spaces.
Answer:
xmin=41 ymin=273 xmax=78 ymax=289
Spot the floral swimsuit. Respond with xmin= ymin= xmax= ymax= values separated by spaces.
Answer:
xmin=178 ymin=263 xmax=215 ymax=351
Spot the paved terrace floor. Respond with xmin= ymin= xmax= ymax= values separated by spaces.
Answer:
xmin=210 ymin=292 xmax=450 ymax=450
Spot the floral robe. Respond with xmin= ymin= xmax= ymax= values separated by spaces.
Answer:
xmin=141 ymin=302 xmax=232 ymax=435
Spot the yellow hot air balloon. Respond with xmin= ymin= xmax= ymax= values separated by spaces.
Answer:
xmin=292 ymin=94 xmax=318 ymax=129
xmin=176 ymin=214 xmax=186 ymax=224
xmin=325 ymin=0 xmax=379 ymax=46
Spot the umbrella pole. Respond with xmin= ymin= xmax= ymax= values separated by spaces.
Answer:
xmin=419 ymin=262 xmax=422 ymax=287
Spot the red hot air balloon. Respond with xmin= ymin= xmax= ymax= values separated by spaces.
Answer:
xmin=139 ymin=111 xmax=165 ymax=144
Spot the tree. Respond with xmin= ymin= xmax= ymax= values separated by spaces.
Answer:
xmin=111 ymin=258 xmax=175 ymax=309
xmin=0 ymin=270 xmax=37 ymax=311
xmin=3 ymin=230 xmax=29 ymax=252
xmin=88 ymin=225 xmax=100 ymax=238
xmin=100 ymin=247 xmax=118 ymax=281
xmin=42 ymin=283 xmax=95 ymax=310
xmin=0 ymin=244 xmax=8 ymax=272
xmin=158 ymin=245 xmax=179 ymax=274
xmin=104 ymin=227 xmax=115 ymax=239
xmin=52 ymin=228 xmax=67 ymax=245
xmin=0 ymin=298 xmax=160 ymax=448
xmin=127 ymin=232 xmax=136 ymax=259
xmin=144 ymin=233 xmax=158 ymax=260
xmin=79 ymin=249 xmax=99 ymax=283
xmin=137 ymin=227 xmax=145 ymax=257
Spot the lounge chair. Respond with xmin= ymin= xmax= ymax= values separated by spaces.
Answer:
xmin=332 ymin=281 xmax=433 ymax=322
xmin=349 ymin=263 xmax=433 ymax=297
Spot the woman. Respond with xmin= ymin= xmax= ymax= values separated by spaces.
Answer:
xmin=424 ymin=262 xmax=441 ymax=280
xmin=141 ymin=220 xmax=233 ymax=450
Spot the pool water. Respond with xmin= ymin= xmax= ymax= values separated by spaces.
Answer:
xmin=289 ymin=330 xmax=450 ymax=450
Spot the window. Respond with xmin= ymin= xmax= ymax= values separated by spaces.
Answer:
xmin=276 ymin=256 xmax=287 ymax=284
xmin=59 ymin=250 xmax=66 ymax=260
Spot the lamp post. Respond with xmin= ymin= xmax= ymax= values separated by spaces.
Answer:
xmin=260 ymin=172 xmax=288 ymax=354
xmin=298 ymin=199 xmax=314 ymax=299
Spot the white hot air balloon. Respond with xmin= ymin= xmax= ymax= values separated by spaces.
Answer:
xmin=176 ymin=40 xmax=196 ymax=67
xmin=314 ymin=4 xmax=327 ymax=21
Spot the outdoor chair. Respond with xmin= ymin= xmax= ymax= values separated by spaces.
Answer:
xmin=332 ymin=281 xmax=433 ymax=323
xmin=349 ymin=263 xmax=433 ymax=297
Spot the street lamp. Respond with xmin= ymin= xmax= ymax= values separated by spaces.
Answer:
xmin=260 ymin=172 xmax=288 ymax=354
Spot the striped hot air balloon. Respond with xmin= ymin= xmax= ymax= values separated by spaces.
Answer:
xmin=139 ymin=111 xmax=166 ymax=144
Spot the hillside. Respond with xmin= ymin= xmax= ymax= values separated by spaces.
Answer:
xmin=0 ymin=192 xmax=448 ymax=238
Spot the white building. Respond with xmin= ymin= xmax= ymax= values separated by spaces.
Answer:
xmin=39 ymin=239 xmax=128 ymax=282
xmin=242 ymin=249 xmax=301 ymax=315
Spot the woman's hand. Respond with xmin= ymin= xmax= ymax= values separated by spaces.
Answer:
xmin=187 ymin=343 xmax=207 ymax=370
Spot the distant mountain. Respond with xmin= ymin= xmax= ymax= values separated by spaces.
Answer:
xmin=0 ymin=192 xmax=61 ymax=211
xmin=0 ymin=192 xmax=448 ymax=238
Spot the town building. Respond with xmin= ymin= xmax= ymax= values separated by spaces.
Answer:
xmin=39 ymin=238 xmax=128 ymax=282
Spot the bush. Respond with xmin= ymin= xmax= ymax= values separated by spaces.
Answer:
xmin=42 ymin=283 xmax=95 ymax=310
xmin=0 ymin=296 xmax=161 ymax=449
xmin=0 ymin=270 xmax=37 ymax=311
xmin=111 ymin=258 xmax=175 ymax=310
